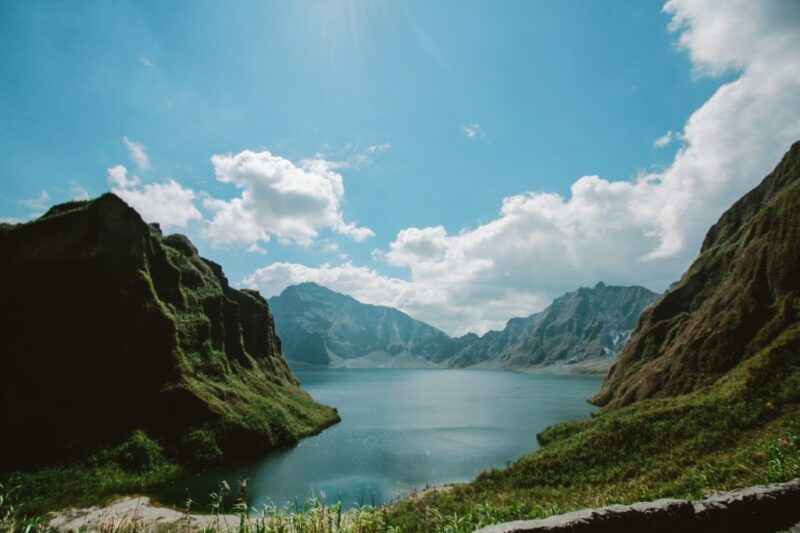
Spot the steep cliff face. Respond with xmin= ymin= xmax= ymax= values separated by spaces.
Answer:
xmin=0 ymin=194 xmax=338 ymax=470
xmin=594 ymin=141 xmax=800 ymax=408
xmin=447 ymin=284 xmax=658 ymax=370
xmin=269 ymin=282 xmax=657 ymax=371
xmin=269 ymin=282 xmax=457 ymax=367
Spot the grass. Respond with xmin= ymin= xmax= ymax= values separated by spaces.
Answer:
xmin=3 ymin=431 xmax=184 ymax=516
xmin=385 ymin=322 xmax=800 ymax=531
xmin=4 ymin=305 xmax=798 ymax=531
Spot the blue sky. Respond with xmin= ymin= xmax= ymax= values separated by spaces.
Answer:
xmin=2 ymin=1 xmax=799 ymax=334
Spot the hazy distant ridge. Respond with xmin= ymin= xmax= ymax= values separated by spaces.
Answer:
xmin=269 ymin=281 xmax=658 ymax=371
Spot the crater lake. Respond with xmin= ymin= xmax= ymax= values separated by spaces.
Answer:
xmin=155 ymin=368 xmax=601 ymax=510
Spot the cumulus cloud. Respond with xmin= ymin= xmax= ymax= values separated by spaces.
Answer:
xmin=243 ymin=262 xmax=410 ymax=308
xmin=654 ymin=130 xmax=678 ymax=148
xmin=107 ymin=165 xmax=202 ymax=229
xmin=386 ymin=226 xmax=449 ymax=265
xmin=243 ymin=1 xmax=800 ymax=336
xmin=18 ymin=190 xmax=51 ymax=210
xmin=460 ymin=123 xmax=482 ymax=139
xmin=123 ymin=136 xmax=150 ymax=171
xmin=202 ymin=150 xmax=374 ymax=249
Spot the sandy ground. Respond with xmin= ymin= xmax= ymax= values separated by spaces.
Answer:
xmin=49 ymin=495 xmax=240 ymax=532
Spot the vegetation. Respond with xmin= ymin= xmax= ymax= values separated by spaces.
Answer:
xmin=3 ymin=147 xmax=799 ymax=531
xmin=386 ymin=323 xmax=800 ymax=531
xmin=0 ymin=194 xmax=338 ymax=522
xmin=2 ymin=326 xmax=799 ymax=529
xmin=3 ymin=431 xmax=183 ymax=516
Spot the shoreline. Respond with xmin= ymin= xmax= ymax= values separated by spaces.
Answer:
xmin=48 ymin=483 xmax=459 ymax=531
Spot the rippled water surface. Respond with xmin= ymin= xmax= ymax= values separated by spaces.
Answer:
xmin=155 ymin=368 xmax=600 ymax=510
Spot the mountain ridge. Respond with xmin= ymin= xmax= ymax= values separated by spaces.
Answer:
xmin=595 ymin=139 xmax=800 ymax=407
xmin=269 ymin=281 xmax=659 ymax=372
xmin=0 ymin=193 xmax=339 ymax=471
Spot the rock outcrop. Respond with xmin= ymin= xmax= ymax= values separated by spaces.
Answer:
xmin=0 ymin=194 xmax=338 ymax=471
xmin=475 ymin=479 xmax=800 ymax=533
xmin=595 ymin=141 xmax=800 ymax=408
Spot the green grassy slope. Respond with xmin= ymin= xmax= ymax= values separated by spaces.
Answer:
xmin=0 ymin=194 xmax=339 ymax=513
xmin=388 ymin=142 xmax=800 ymax=531
xmin=388 ymin=323 xmax=800 ymax=531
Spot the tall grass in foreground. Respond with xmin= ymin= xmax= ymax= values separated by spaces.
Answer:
xmin=0 ymin=482 xmax=47 ymax=533
xmin=3 ymin=430 xmax=799 ymax=532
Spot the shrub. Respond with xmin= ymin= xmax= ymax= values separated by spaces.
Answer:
xmin=178 ymin=427 xmax=224 ymax=469
xmin=115 ymin=430 xmax=166 ymax=472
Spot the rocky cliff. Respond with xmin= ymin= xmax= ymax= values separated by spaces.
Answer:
xmin=595 ymin=141 xmax=800 ymax=408
xmin=448 ymin=283 xmax=658 ymax=370
xmin=269 ymin=282 xmax=457 ymax=367
xmin=269 ymin=282 xmax=657 ymax=372
xmin=0 ymin=194 xmax=338 ymax=471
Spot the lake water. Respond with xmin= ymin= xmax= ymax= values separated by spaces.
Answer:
xmin=155 ymin=368 xmax=601 ymax=510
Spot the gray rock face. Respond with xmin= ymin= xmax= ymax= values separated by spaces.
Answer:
xmin=449 ymin=283 xmax=659 ymax=369
xmin=475 ymin=478 xmax=800 ymax=533
xmin=269 ymin=282 xmax=458 ymax=366
xmin=269 ymin=282 xmax=658 ymax=370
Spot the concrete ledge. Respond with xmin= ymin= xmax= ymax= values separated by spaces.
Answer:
xmin=475 ymin=479 xmax=800 ymax=533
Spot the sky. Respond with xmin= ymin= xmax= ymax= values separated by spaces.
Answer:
xmin=2 ymin=0 xmax=799 ymax=336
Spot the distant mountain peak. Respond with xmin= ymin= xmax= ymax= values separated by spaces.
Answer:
xmin=270 ymin=281 xmax=658 ymax=372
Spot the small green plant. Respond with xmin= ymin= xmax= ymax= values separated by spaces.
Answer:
xmin=767 ymin=433 xmax=800 ymax=482
xmin=0 ymin=481 xmax=46 ymax=532
xmin=115 ymin=430 xmax=166 ymax=472
xmin=179 ymin=427 xmax=224 ymax=468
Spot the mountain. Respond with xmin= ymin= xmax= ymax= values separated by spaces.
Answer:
xmin=0 ymin=194 xmax=338 ymax=471
xmin=270 ymin=281 xmax=657 ymax=371
xmin=269 ymin=282 xmax=458 ymax=367
xmin=392 ymin=143 xmax=800 ymax=530
xmin=595 ymin=140 xmax=800 ymax=408
xmin=448 ymin=283 xmax=659 ymax=371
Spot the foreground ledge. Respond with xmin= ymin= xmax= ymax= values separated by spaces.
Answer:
xmin=475 ymin=479 xmax=800 ymax=533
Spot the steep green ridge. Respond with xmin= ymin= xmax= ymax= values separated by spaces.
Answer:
xmin=270 ymin=281 xmax=657 ymax=372
xmin=387 ymin=142 xmax=800 ymax=530
xmin=448 ymin=283 xmax=658 ymax=370
xmin=0 ymin=194 xmax=339 ymax=473
xmin=269 ymin=282 xmax=459 ymax=367
xmin=595 ymin=140 xmax=800 ymax=407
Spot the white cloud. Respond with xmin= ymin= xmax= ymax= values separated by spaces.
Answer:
xmin=68 ymin=182 xmax=90 ymax=201
xmin=243 ymin=262 xmax=412 ymax=309
xmin=654 ymin=130 xmax=678 ymax=148
xmin=202 ymin=150 xmax=374 ymax=250
xmin=247 ymin=243 xmax=267 ymax=255
xmin=107 ymin=165 xmax=140 ymax=189
xmin=460 ymin=123 xmax=482 ymax=139
xmin=123 ymin=136 xmax=150 ymax=171
xmin=386 ymin=226 xmax=449 ymax=265
xmin=139 ymin=55 xmax=154 ymax=68
xmin=326 ymin=141 xmax=391 ymax=170
xmin=321 ymin=241 xmax=348 ymax=260
xmin=244 ymin=1 xmax=800 ymax=336
xmin=107 ymin=165 xmax=202 ymax=229
xmin=367 ymin=143 xmax=391 ymax=154
xmin=18 ymin=190 xmax=51 ymax=210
